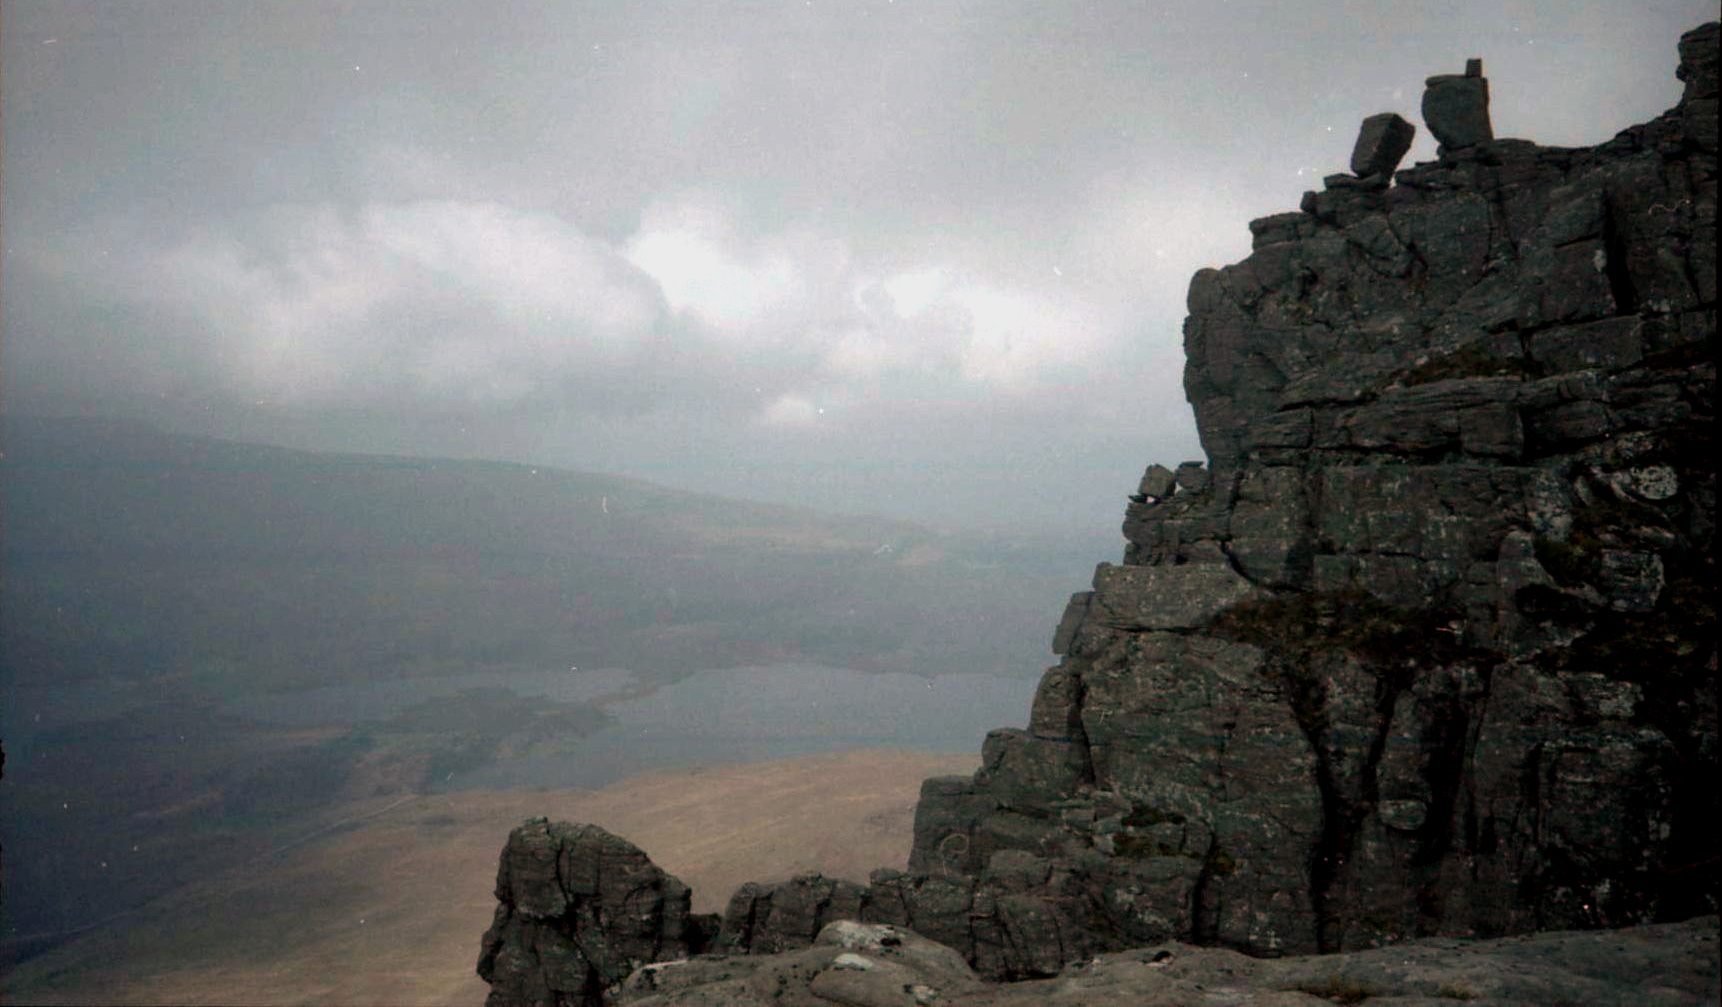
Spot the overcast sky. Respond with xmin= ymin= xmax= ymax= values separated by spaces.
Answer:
xmin=3 ymin=1 xmax=1712 ymax=532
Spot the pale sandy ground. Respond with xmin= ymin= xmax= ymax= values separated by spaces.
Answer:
xmin=2 ymin=748 xmax=977 ymax=1006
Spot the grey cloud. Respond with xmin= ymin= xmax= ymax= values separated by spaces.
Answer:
xmin=4 ymin=0 xmax=1713 ymax=528
xmin=14 ymin=200 xmax=669 ymax=411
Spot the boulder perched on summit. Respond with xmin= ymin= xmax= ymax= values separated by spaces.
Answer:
xmin=1422 ymin=57 xmax=1494 ymax=150
xmin=1350 ymin=111 xmax=1415 ymax=178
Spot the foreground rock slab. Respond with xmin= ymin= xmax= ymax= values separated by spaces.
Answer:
xmin=618 ymin=920 xmax=983 ymax=1007
xmin=617 ymin=916 xmax=1719 ymax=1006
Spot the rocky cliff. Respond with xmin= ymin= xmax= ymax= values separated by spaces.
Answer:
xmin=728 ymin=20 xmax=1717 ymax=972
xmin=480 ymin=21 xmax=1718 ymax=1003
xmin=478 ymin=820 xmax=719 ymax=1007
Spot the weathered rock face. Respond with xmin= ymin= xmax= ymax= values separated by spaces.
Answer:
xmin=897 ymin=19 xmax=1718 ymax=969
xmin=1422 ymin=58 xmax=1494 ymax=151
xmin=477 ymin=819 xmax=715 ymax=1007
xmin=478 ymin=23 xmax=1719 ymax=996
xmin=699 ymin=22 xmax=1720 ymax=978
xmin=1350 ymin=112 xmax=1416 ymax=179
xmin=715 ymin=867 xmax=1101 ymax=982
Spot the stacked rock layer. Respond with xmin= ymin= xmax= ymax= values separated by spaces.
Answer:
xmin=478 ymin=820 xmax=715 ymax=1007
xmin=725 ymin=21 xmax=1719 ymax=977
xmin=477 ymin=22 xmax=1719 ymax=999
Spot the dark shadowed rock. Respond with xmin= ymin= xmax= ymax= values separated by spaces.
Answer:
xmin=709 ymin=868 xmax=1102 ymax=982
xmin=480 ymin=23 xmax=1719 ymax=1002
xmin=900 ymin=19 xmax=1718 ymax=976
xmin=1350 ymin=112 xmax=1416 ymax=178
xmin=714 ymin=873 xmax=870 ymax=955
xmin=1681 ymin=22 xmax=1720 ymax=154
xmin=1422 ymin=58 xmax=1494 ymax=150
xmin=477 ymin=819 xmax=713 ymax=1007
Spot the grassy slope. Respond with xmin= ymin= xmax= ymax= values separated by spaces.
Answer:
xmin=1 ymin=749 xmax=979 ymax=1006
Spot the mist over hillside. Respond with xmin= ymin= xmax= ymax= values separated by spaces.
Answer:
xmin=3 ymin=415 xmax=1112 ymax=693
xmin=0 ymin=415 xmax=1110 ymax=963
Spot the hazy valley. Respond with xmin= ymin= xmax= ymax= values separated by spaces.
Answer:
xmin=4 ymin=10 xmax=1715 ymax=1004
xmin=0 ymin=416 xmax=1109 ymax=995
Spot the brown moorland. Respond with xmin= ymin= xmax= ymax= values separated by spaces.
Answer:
xmin=2 ymin=747 xmax=976 ymax=1006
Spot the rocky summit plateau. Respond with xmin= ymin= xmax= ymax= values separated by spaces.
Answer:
xmin=477 ymin=22 xmax=1720 ymax=1007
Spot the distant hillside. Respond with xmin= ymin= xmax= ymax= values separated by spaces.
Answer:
xmin=0 ymin=415 xmax=1106 ymax=957
xmin=1 ymin=415 xmax=1097 ymax=697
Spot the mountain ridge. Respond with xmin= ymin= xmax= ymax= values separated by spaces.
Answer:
xmin=2 ymin=413 xmax=1096 ymax=695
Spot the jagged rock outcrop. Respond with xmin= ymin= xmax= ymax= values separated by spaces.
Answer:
xmin=714 ymin=866 xmax=1096 ymax=982
xmin=478 ymin=819 xmax=717 ymax=1007
xmin=719 ymin=20 xmax=1720 ymax=977
xmin=478 ymin=23 xmax=1719 ymax=1000
xmin=896 ymin=18 xmax=1718 ymax=968
xmin=476 ymin=833 xmax=1717 ymax=1005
